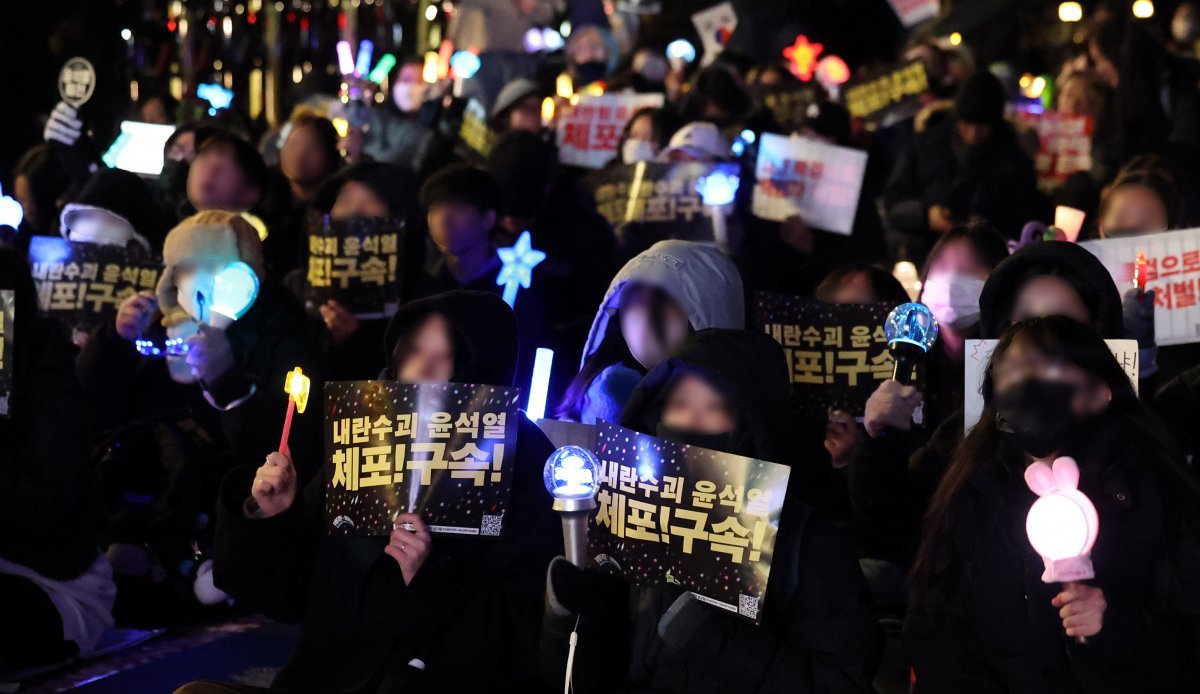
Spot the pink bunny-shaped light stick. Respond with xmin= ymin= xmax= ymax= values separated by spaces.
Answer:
xmin=1025 ymin=456 xmax=1100 ymax=643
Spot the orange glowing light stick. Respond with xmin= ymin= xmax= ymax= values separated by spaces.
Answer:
xmin=279 ymin=367 xmax=310 ymax=459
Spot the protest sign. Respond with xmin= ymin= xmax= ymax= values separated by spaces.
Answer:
xmin=556 ymin=93 xmax=665 ymax=169
xmin=752 ymin=85 xmax=819 ymax=132
xmin=28 ymin=236 xmax=162 ymax=339
xmin=305 ymin=216 xmax=403 ymax=319
xmin=591 ymin=161 xmax=738 ymax=246
xmin=0 ymin=290 xmax=12 ymax=416
xmin=324 ymin=381 xmax=522 ymax=537
xmin=886 ymin=0 xmax=940 ymax=27
xmin=460 ymin=98 xmax=495 ymax=157
xmin=752 ymin=133 xmax=867 ymax=234
xmin=691 ymin=2 xmax=737 ymax=66
xmin=756 ymin=293 xmax=899 ymax=416
xmin=1017 ymin=111 xmax=1093 ymax=191
xmin=843 ymin=60 xmax=928 ymax=125
xmin=588 ymin=421 xmax=791 ymax=624
xmin=963 ymin=338 xmax=1139 ymax=432
xmin=1080 ymin=228 xmax=1200 ymax=345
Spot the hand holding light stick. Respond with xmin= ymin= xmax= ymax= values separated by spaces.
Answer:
xmin=543 ymin=446 xmax=601 ymax=568
xmin=279 ymin=367 xmax=311 ymax=460
xmin=884 ymin=302 xmax=939 ymax=385
xmin=1025 ymin=456 xmax=1100 ymax=644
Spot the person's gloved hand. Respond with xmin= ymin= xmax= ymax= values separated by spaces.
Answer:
xmin=546 ymin=556 xmax=587 ymax=618
xmin=43 ymin=102 xmax=84 ymax=146
xmin=185 ymin=324 xmax=236 ymax=383
xmin=864 ymin=379 xmax=923 ymax=438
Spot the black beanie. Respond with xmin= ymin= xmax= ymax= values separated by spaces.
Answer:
xmin=954 ymin=70 xmax=1006 ymax=125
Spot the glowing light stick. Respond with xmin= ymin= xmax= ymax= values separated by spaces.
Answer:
xmin=355 ymin=39 xmax=374 ymax=76
xmin=450 ymin=50 xmax=481 ymax=97
xmin=336 ymin=41 xmax=355 ymax=76
xmin=279 ymin=367 xmax=311 ymax=459
xmin=526 ymin=348 xmax=554 ymax=420
xmin=696 ymin=171 xmax=740 ymax=252
xmin=1054 ymin=205 xmax=1085 ymax=242
xmin=496 ymin=230 xmax=546 ymax=307
xmin=543 ymin=445 xmax=600 ymax=567
xmin=884 ymin=302 xmax=939 ymax=384
xmin=1134 ymin=251 xmax=1148 ymax=293
xmin=368 ymin=53 xmax=396 ymax=84
xmin=1025 ymin=456 xmax=1099 ymax=642
xmin=210 ymin=261 xmax=260 ymax=324
xmin=666 ymin=39 xmax=696 ymax=71
xmin=0 ymin=184 xmax=24 ymax=229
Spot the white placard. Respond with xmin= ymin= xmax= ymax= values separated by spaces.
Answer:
xmin=752 ymin=132 xmax=867 ymax=235
xmin=556 ymin=92 xmax=665 ymax=170
xmin=886 ymin=0 xmax=940 ymax=27
xmin=691 ymin=2 xmax=738 ymax=66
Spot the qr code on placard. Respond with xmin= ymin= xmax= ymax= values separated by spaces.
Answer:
xmin=738 ymin=594 xmax=759 ymax=620
xmin=480 ymin=514 xmax=504 ymax=537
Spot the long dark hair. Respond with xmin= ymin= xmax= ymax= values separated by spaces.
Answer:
xmin=556 ymin=284 xmax=679 ymax=421
xmin=909 ymin=316 xmax=1195 ymax=605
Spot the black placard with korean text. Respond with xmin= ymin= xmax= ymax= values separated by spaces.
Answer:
xmin=843 ymin=60 xmax=928 ymax=125
xmin=587 ymin=422 xmax=791 ymax=625
xmin=305 ymin=216 xmax=404 ymax=319
xmin=323 ymin=381 xmax=522 ymax=537
xmin=28 ymin=236 xmax=162 ymax=339
xmin=590 ymin=162 xmax=738 ymax=245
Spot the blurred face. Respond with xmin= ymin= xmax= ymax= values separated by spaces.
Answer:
xmin=661 ymin=373 xmax=736 ymax=435
xmin=628 ymin=114 xmax=655 ymax=142
xmin=619 ymin=286 xmax=689 ymax=369
xmin=427 ymin=200 xmax=495 ymax=255
xmin=330 ymin=181 xmax=389 ymax=220
xmin=1011 ymin=275 xmax=1090 ymax=326
xmin=927 ymin=239 xmax=989 ymax=281
xmin=396 ymin=313 xmax=455 ymax=384
xmin=956 ymin=121 xmax=993 ymax=148
xmin=506 ymin=95 xmax=544 ymax=133
xmin=167 ymin=131 xmax=197 ymax=163
xmin=825 ymin=271 xmax=878 ymax=304
xmin=1174 ymin=4 xmax=1198 ymax=43
xmin=188 ymin=144 xmax=260 ymax=211
xmin=393 ymin=63 xmax=428 ymax=113
xmin=281 ymin=123 xmax=332 ymax=187
xmin=1057 ymin=75 xmax=1100 ymax=120
xmin=991 ymin=339 xmax=1112 ymax=417
xmin=140 ymin=97 xmax=171 ymax=125
xmin=1099 ymin=184 xmax=1169 ymax=238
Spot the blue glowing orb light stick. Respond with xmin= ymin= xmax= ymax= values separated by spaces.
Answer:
xmin=884 ymin=302 xmax=939 ymax=384
xmin=543 ymin=445 xmax=601 ymax=567
xmin=496 ymin=230 xmax=545 ymax=307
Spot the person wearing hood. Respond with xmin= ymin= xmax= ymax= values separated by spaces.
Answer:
xmin=58 ymin=167 xmax=168 ymax=253
xmin=883 ymin=70 xmax=1045 ymax=261
xmin=0 ymin=247 xmax=115 ymax=670
xmin=845 ymin=240 xmax=1125 ymax=574
xmin=557 ymin=240 xmax=744 ymax=424
xmin=490 ymin=79 xmax=545 ymax=135
xmin=177 ymin=291 xmax=561 ymax=694
xmin=541 ymin=329 xmax=880 ymax=694
xmin=75 ymin=210 xmax=322 ymax=612
xmin=906 ymin=316 xmax=1200 ymax=693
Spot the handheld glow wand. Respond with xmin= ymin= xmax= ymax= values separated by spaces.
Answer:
xmin=279 ymin=367 xmax=311 ymax=460
xmin=543 ymin=445 xmax=600 ymax=568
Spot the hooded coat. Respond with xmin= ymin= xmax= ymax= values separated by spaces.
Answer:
xmin=211 ymin=290 xmax=562 ymax=694
xmin=575 ymin=241 xmax=744 ymax=424
xmin=542 ymin=330 xmax=878 ymax=694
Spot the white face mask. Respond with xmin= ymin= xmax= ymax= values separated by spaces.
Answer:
xmin=166 ymin=320 xmax=199 ymax=384
xmin=393 ymin=83 xmax=428 ymax=113
xmin=622 ymin=139 xmax=659 ymax=164
xmin=64 ymin=207 xmax=137 ymax=247
xmin=921 ymin=272 xmax=985 ymax=330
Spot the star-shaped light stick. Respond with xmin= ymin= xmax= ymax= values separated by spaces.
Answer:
xmin=279 ymin=367 xmax=310 ymax=460
xmin=783 ymin=35 xmax=824 ymax=82
xmin=496 ymin=230 xmax=546 ymax=307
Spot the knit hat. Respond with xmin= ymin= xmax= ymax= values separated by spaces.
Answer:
xmin=491 ymin=78 xmax=540 ymax=120
xmin=155 ymin=210 xmax=265 ymax=315
xmin=954 ymin=70 xmax=1006 ymax=125
xmin=313 ymin=162 xmax=416 ymax=218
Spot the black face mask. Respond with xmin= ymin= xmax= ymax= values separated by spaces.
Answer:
xmin=993 ymin=378 xmax=1085 ymax=458
xmin=574 ymin=61 xmax=608 ymax=87
xmin=655 ymin=422 xmax=734 ymax=455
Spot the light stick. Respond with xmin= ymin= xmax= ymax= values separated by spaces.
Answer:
xmin=1025 ymin=456 xmax=1099 ymax=643
xmin=543 ymin=445 xmax=600 ymax=567
xmin=279 ymin=367 xmax=311 ymax=459
xmin=527 ymin=348 xmax=554 ymax=420
xmin=884 ymin=302 xmax=939 ymax=384
xmin=0 ymin=184 xmax=24 ymax=230
xmin=1134 ymin=250 xmax=1148 ymax=293
xmin=336 ymin=41 xmax=355 ymax=76
xmin=496 ymin=230 xmax=546 ymax=307
xmin=696 ymin=171 xmax=739 ymax=252
xmin=355 ymin=40 xmax=374 ymax=76
xmin=368 ymin=53 xmax=396 ymax=84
